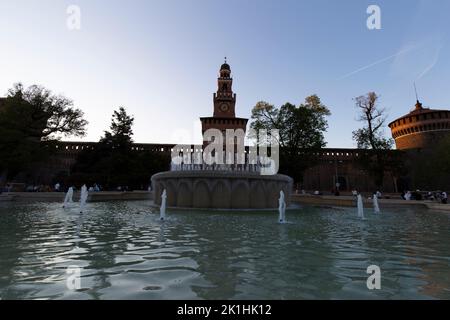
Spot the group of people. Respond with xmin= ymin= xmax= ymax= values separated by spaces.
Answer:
xmin=401 ymin=190 xmax=448 ymax=204
xmin=351 ymin=190 xmax=382 ymax=197
xmin=25 ymin=185 xmax=52 ymax=192
xmin=54 ymin=182 xmax=102 ymax=193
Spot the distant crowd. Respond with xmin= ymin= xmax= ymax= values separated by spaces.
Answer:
xmin=297 ymin=188 xmax=448 ymax=205
xmin=0 ymin=182 xmax=157 ymax=194
xmin=401 ymin=190 xmax=448 ymax=204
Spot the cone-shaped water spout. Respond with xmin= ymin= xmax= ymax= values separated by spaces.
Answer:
xmin=63 ymin=187 xmax=74 ymax=208
xmin=79 ymin=185 xmax=88 ymax=213
xmin=357 ymin=194 xmax=365 ymax=219
xmin=160 ymin=189 xmax=167 ymax=221
xmin=373 ymin=194 xmax=381 ymax=214
xmin=278 ymin=190 xmax=286 ymax=223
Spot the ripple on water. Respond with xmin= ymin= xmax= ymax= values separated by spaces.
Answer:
xmin=0 ymin=202 xmax=450 ymax=299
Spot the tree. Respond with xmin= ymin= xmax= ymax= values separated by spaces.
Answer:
xmin=71 ymin=107 xmax=169 ymax=189
xmin=0 ymin=83 xmax=87 ymax=181
xmin=351 ymin=92 xmax=394 ymax=189
xmin=100 ymin=107 xmax=134 ymax=148
xmin=352 ymin=92 xmax=392 ymax=150
xmin=250 ymin=95 xmax=331 ymax=182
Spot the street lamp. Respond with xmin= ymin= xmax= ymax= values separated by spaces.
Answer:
xmin=330 ymin=158 xmax=343 ymax=195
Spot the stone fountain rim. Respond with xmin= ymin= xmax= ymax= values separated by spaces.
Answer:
xmin=149 ymin=201 xmax=301 ymax=212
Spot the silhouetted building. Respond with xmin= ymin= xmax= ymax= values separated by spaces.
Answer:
xmin=6 ymin=63 xmax=450 ymax=193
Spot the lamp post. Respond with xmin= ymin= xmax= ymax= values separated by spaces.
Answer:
xmin=335 ymin=159 xmax=340 ymax=193
xmin=330 ymin=158 xmax=343 ymax=195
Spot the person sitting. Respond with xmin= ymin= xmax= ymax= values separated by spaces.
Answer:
xmin=442 ymin=191 xmax=448 ymax=204
xmin=404 ymin=191 xmax=412 ymax=201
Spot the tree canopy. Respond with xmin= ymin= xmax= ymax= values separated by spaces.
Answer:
xmin=352 ymin=92 xmax=393 ymax=150
xmin=351 ymin=92 xmax=397 ymax=189
xmin=70 ymin=107 xmax=169 ymax=189
xmin=250 ymin=95 xmax=331 ymax=182
xmin=0 ymin=83 xmax=87 ymax=180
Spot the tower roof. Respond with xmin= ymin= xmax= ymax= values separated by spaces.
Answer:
xmin=220 ymin=63 xmax=230 ymax=71
xmin=220 ymin=57 xmax=230 ymax=71
xmin=388 ymin=100 xmax=449 ymax=128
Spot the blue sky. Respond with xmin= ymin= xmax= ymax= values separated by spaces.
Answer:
xmin=0 ymin=0 xmax=449 ymax=148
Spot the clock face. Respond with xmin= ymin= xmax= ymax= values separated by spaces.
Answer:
xmin=220 ymin=103 xmax=229 ymax=112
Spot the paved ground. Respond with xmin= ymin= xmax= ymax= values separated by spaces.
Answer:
xmin=291 ymin=194 xmax=450 ymax=212
xmin=1 ymin=192 xmax=449 ymax=212
xmin=0 ymin=191 xmax=152 ymax=203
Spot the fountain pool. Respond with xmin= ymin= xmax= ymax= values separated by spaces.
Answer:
xmin=0 ymin=201 xmax=449 ymax=299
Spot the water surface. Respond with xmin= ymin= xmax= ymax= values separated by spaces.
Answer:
xmin=0 ymin=201 xmax=449 ymax=299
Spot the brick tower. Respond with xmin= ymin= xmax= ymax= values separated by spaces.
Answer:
xmin=200 ymin=59 xmax=248 ymax=151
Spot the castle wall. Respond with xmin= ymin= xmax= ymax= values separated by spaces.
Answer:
xmin=22 ymin=142 xmax=399 ymax=193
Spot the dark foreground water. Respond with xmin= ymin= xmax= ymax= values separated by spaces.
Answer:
xmin=0 ymin=201 xmax=449 ymax=300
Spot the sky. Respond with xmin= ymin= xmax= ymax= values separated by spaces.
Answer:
xmin=0 ymin=0 xmax=449 ymax=148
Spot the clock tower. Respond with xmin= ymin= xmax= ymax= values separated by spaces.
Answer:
xmin=213 ymin=59 xmax=236 ymax=117
xmin=200 ymin=59 xmax=248 ymax=147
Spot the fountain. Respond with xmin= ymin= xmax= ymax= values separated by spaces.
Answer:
xmin=160 ymin=189 xmax=167 ymax=221
xmin=373 ymin=194 xmax=381 ymax=214
xmin=357 ymin=194 xmax=365 ymax=219
xmin=79 ymin=185 xmax=88 ymax=213
xmin=278 ymin=190 xmax=286 ymax=223
xmin=63 ymin=187 xmax=74 ymax=208
xmin=152 ymin=171 xmax=293 ymax=210
xmin=151 ymin=62 xmax=293 ymax=210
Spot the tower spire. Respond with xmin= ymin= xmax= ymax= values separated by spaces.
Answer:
xmin=414 ymin=82 xmax=423 ymax=110
xmin=414 ymin=82 xmax=419 ymax=102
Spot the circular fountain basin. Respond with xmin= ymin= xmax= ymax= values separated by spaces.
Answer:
xmin=151 ymin=170 xmax=293 ymax=209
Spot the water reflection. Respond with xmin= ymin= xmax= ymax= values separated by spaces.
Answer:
xmin=0 ymin=201 xmax=449 ymax=299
